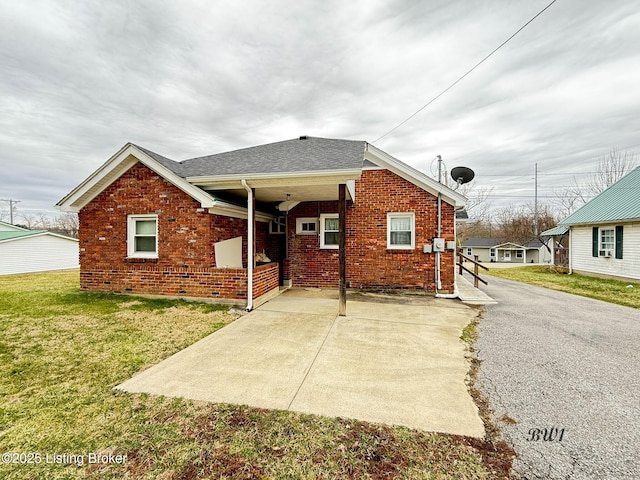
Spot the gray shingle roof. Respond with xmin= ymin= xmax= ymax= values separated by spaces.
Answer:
xmin=462 ymin=237 xmax=503 ymax=247
xmin=560 ymin=166 xmax=640 ymax=225
xmin=462 ymin=237 xmax=544 ymax=249
xmin=135 ymin=137 xmax=367 ymax=178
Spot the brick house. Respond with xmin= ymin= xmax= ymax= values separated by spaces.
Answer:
xmin=57 ymin=137 xmax=466 ymax=310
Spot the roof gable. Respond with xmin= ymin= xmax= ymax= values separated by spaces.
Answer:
xmin=364 ymin=144 xmax=466 ymax=208
xmin=57 ymin=143 xmax=217 ymax=213
xmin=0 ymin=230 xmax=78 ymax=243
xmin=58 ymin=137 xmax=467 ymax=214
xmin=560 ymin=166 xmax=640 ymax=225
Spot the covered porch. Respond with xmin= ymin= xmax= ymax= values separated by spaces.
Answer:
xmin=493 ymin=242 xmax=529 ymax=263
xmin=195 ymin=171 xmax=359 ymax=314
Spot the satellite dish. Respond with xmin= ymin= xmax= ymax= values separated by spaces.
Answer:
xmin=451 ymin=166 xmax=475 ymax=188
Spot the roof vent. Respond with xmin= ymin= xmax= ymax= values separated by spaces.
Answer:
xmin=299 ymin=135 xmax=308 ymax=140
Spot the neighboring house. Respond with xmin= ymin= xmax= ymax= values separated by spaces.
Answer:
xmin=461 ymin=237 xmax=551 ymax=264
xmin=0 ymin=221 xmax=79 ymax=275
xmin=57 ymin=137 xmax=466 ymax=308
xmin=547 ymin=166 xmax=640 ymax=281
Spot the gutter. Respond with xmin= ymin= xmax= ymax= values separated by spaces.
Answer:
xmin=241 ymin=179 xmax=254 ymax=311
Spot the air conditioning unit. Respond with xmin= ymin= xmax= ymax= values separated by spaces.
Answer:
xmin=599 ymin=250 xmax=612 ymax=258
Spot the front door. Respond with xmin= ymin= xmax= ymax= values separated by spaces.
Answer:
xmin=504 ymin=251 xmax=511 ymax=262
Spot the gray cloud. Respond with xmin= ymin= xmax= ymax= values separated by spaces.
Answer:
xmin=1 ymin=0 xmax=639 ymax=219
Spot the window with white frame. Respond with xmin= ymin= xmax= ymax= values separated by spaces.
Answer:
xmin=269 ymin=216 xmax=286 ymax=234
xmin=127 ymin=214 xmax=158 ymax=258
xmin=296 ymin=217 xmax=318 ymax=235
xmin=599 ymin=227 xmax=615 ymax=256
xmin=467 ymin=247 xmax=473 ymax=256
xmin=387 ymin=213 xmax=415 ymax=249
xmin=490 ymin=248 xmax=496 ymax=257
xmin=320 ymin=214 xmax=339 ymax=249
xmin=516 ymin=250 xmax=524 ymax=259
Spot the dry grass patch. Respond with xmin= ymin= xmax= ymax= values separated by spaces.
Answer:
xmin=0 ymin=271 xmax=512 ymax=479
xmin=486 ymin=266 xmax=640 ymax=308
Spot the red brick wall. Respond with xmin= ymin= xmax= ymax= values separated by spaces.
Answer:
xmin=287 ymin=201 xmax=340 ymax=287
xmin=79 ymin=162 xmax=455 ymax=298
xmin=80 ymin=266 xmax=249 ymax=299
xmin=78 ymin=162 xmax=279 ymax=301
xmin=287 ymin=169 xmax=456 ymax=292
xmin=253 ymin=263 xmax=279 ymax=298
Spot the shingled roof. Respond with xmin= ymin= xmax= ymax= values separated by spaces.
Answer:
xmin=58 ymin=137 xmax=467 ymax=213
xmin=135 ymin=137 xmax=367 ymax=178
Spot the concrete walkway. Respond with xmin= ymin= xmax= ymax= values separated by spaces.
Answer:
xmin=456 ymin=273 xmax=497 ymax=305
xmin=117 ymin=289 xmax=485 ymax=437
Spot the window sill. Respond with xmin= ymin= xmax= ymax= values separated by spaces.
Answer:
xmin=125 ymin=257 xmax=159 ymax=263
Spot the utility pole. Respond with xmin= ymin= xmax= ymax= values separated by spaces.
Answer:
xmin=0 ymin=198 xmax=20 ymax=225
xmin=534 ymin=163 xmax=538 ymax=237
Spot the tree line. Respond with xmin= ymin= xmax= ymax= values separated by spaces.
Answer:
xmin=0 ymin=208 xmax=79 ymax=239
xmin=458 ymin=149 xmax=637 ymax=245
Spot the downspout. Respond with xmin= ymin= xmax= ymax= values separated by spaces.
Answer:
xmin=436 ymin=203 xmax=459 ymax=299
xmin=435 ymin=192 xmax=442 ymax=292
xmin=241 ymin=179 xmax=253 ymax=311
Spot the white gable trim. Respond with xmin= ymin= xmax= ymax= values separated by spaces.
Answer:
xmin=364 ymin=144 xmax=466 ymax=208
xmin=56 ymin=143 xmax=218 ymax=213
xmin=493 ymin=242 xmax=527 ymax=250
xmin=0 ymin=231 xmax=79 ymax=245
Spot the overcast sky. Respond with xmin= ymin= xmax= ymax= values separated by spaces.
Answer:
xmin=1 ymin=0 xmax=639 ymax=221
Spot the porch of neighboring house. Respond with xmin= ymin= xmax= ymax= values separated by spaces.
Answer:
xmin=493 ymin=243 xmax=534 ymax=263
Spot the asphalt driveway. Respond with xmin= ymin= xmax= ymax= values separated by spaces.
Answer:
xmin=475 ymin=275 xmax=640 ymax=479
xmin=117 ymin=289 xmax=485 ymax=437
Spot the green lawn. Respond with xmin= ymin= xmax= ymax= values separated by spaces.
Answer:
xmin=0 ymin=271 xmax=512 ymax=479
xmin=486 ymin=266 xmax=640 ymax=309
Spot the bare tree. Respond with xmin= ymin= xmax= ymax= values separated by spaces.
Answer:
xmin=587 ymin=148 xmax=637 ymax=195
xmin=11 ymin=211 xmax=78 ymax=238
xmin=495 ymin=202 xmax=558 ymax=246
xmin=555 ymin=148 xmax=637 ymax=215
xmin=456 ymin=184 xmax=495 ymax=243
xmin=50 ymin=213 xmax=79 ymax=238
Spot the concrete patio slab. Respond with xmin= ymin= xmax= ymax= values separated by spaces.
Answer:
xmin=116 ymin=289 xmax=485 ymax=437
xmin=117 ymin=309 xmax=336 ymax=410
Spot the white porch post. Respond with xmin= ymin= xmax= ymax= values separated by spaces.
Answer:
xmin=241 ymin=179 xmax=254 ymax=311
xmin=338 ymin=183 xmax=347 ymax=316
xmin=523 ymin=248 xmax=526 ymax=263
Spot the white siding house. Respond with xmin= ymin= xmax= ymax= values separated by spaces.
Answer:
xmin=461 ymin=237 xmax=551 ymax=264
xmin=557 ymin=166 xmax=640 ymax=282
xmin=0 ymin=221 xmax=79 ymax=275
xmin=569 ymin=225 xmax=640 ymax=280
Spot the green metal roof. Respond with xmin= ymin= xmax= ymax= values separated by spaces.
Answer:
xmin=560 ymin=166 xmax=640 ymax=226
xmin=540 ymin=225 xmax=569 ymax=236
xmin=0 ymin=230 xmax=47 ymax=242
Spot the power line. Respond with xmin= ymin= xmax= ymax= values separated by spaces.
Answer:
xmin=0 ymin=198 xmax=21 ymax=225
xmin=374 ymin=0 xmax=559 ymax=143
